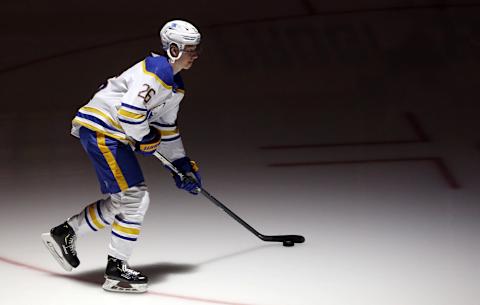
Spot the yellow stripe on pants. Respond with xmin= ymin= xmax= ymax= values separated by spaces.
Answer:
xmin=96 ymin=132 xmax=129 ymax=191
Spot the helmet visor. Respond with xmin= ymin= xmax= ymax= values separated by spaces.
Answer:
xmin=183 ymin=44 xmax=201 ymax=56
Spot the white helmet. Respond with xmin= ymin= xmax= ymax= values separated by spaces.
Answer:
xmin=160 ymin=20 xmax=201 ymax=62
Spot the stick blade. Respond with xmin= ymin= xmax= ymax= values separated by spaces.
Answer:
xmin=261 ymin=234 xmax=305 ymax=244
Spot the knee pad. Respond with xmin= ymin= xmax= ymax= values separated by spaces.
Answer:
xmin=111 ymin=184 xmax=150 ymax=222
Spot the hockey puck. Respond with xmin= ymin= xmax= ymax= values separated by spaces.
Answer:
xmin=283 ymin=240 xmax=295 ymax=247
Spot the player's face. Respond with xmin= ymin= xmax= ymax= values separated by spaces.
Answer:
xmin=180 ymin=45 xmax=200 ymax=69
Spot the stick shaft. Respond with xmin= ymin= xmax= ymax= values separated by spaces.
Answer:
xmin=153 ymin=152 xmax=263 ymax=238
xmin=153 ymin=152 xmax=305 ymax=244
xmin=199 ymin=188 xmax=264 ymax=238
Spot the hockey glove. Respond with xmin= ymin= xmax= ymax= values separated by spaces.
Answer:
xmin=171 ymin=157 xmax=202 ymax=195
xmin=135 ymin=128 xmax=161 ymax=155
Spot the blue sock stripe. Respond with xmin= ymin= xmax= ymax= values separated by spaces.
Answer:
xmin=84 ymin=208 xmax=97 ymax=232
xmin=112 ymin=230 xmax=137 ymax=241
xmin=96 ymin=201 xmax=111 ymax=225
xmin=115 ymin=215 xmax=141 ymax=226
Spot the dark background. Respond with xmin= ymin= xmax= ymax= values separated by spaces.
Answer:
xmin=1 ymin=2 xmax=480 ymax=305
xmin=1 ymin=1 xmax=479 ymax=169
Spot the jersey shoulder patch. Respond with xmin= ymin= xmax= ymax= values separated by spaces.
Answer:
xmin=144 ymin=55 xmax=174 ymax=88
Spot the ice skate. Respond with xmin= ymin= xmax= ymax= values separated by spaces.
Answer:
xmin=102 ymin=255 xmax=148 ymax=293
xmin=41 ymin=222 xmax=80 ymax=272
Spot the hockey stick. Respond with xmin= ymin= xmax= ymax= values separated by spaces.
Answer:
xmin=153 ymin=151 xmax=305 ymax=247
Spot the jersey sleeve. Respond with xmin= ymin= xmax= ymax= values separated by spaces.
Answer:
xmin=151 ymin=105 xmax=186 ymax=162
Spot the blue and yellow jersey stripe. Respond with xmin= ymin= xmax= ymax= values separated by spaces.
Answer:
xmin=80 ymin=106 xmax=122 ymax=130
xmin=117 ymin=103 xmax=148 ymax=125
xmin=73 ymin=106 xmax=129 ymax=143
xmin=73 ymin=117 xmax=127 ymax=142
xmin=73 ymin=106 xmax=182 ymax=144
xmin=151 ymin=122 xmax=181 ymax=142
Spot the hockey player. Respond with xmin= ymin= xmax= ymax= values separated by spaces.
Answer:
xmin=41 ymin=20 xmax=202 ymax=293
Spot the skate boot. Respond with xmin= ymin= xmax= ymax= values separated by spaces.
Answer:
xmin=102 ymin=255 xmax=148 ymax=293
xmin=41 ymin=222 xmax=80 ymax=272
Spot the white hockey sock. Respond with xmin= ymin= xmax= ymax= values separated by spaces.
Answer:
xmin=107 ymin=185 xmax=150 ymax=261
xmin=67 ymin=198 xmax=117 ymax=237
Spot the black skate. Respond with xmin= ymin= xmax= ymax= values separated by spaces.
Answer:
xmin=102 ymin=255 xmax=148 ymax=293
xmin=41 ymin=222 xmax=80 ymax=272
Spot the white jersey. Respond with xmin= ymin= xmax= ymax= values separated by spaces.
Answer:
xmin=72 ymin=54 xmax=187 ymax=161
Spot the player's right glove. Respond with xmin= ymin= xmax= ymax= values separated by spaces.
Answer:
xmin=135 ymin=128 xmax=161 ymax=155
xmin=170 ymin=157 xmax=202 ymax=195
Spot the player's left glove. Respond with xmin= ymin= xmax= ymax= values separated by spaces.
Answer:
xmin=135 ymin=128 xmax=161 ymax=155
xmin=170 ymin=157 xmax=202 ymax=195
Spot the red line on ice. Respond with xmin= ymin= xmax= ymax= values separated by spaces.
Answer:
xmin=0 ymin=256 xmax=257 ymax=305
xmin=268 ymin=157 xmax=460 ymax=189
xmin=260 ymin=112 xmax=428 ymax=150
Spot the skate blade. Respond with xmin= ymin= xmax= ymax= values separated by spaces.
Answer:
xmin=41 ymin=233 xmax=73 ymax=272
xmin=102 ymin=278 xmax=147 ymax=293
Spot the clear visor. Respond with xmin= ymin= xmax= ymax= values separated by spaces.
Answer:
xmin=182 ymin=43 xmax=201 ymax=56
